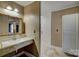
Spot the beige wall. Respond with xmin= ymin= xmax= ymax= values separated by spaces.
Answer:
xmin=24 ymin=2 xmax=40 ymax=54
xmin=51 ymin=6 xmax=79 ymax=47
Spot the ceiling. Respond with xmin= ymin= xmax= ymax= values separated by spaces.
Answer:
xmin=14 ymin=1 xmax=79 ymax=10
xmin=41 ymin=1 xmax=79 ymax=12
xmin=14 ymin=1 xmax=33 ymax=7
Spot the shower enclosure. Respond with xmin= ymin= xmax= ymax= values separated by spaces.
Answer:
xmin=62 ymin=13 xmax=79 ymax=56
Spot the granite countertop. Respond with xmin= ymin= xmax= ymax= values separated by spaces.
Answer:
xmin=0 ymin=36 xmax=34 ymax=49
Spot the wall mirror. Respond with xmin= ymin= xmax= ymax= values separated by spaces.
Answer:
xmin=0 ymin=13 xmax=24 ymax=36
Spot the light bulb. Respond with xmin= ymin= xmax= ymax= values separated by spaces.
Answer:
xmin=6 ymin=6 xmax=12 ymax=10
xmin=14 ymin=8 xmax=19 ymax=12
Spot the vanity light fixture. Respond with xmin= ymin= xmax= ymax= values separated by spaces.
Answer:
xmin=6 ymin=6 xmax=12 ymax=10
xmin=14 ymin=8 xmax=19 ymax=12
xmin=6 ymin=6 xmax=19 ymax=13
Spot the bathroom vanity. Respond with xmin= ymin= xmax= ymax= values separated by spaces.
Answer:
xmin=0 ymin=36 xmax=34 ymax=56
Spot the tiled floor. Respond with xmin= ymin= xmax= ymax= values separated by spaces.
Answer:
xmin=47 ymin=46 xmax=77 ymax=57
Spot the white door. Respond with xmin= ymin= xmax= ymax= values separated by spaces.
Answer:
xmin=62 ymin=14 xmax=78 ymax=55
